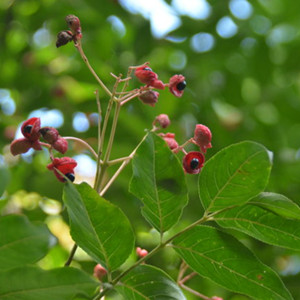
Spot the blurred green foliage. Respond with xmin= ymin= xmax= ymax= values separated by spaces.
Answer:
xmin=1 ymin=0 xmax=300 ymax=299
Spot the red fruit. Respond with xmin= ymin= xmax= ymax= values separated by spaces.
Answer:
xmin=39 ymin=127 xmax=68 ymax=154
xmin=159 ymin=133 xmax=179 ymax=150
xmin=10 ymin=118 xmax=43 ymax=155
xmin=154 ymin=114 xmax=170 ymax=128
xmin=21 ymin=117 xmax=41 ymax=142
xmin=151 ymin=79 xmax=165 ymax=90
xmin=10 ymin=138 xmax=42 ymax=156
xmin=169 ymin=74 xmax=186 ymax=97
xmin=182 ymin=151 xmax=205 ymax=174
xmin=47 ymin=157 xmax=77 ymax=182
xmin=135 ymin=65 xmax=166 ymax=89
xmin=135 ymin=65 xmax=158 ymax=85
xmin=139 ymin=90 xmax=159 ymax=107
xmin=93 ymin=264 xmax=107 ymax=281
xmin=65 ymin=15 xmax=82 ymax=40
xmin=10 ymin=138 xmax=33 ymax=156
xmin=139 ymin=249 xmax=148 ymax=257
xmin=193 ymin=124 xmax=212 ymax=153
xmin=136 ymin=247 xmax=148 ymax=258
xmin=52 ymin=137 xmax=68 ymax=154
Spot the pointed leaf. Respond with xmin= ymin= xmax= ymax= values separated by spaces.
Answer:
xmin=250 ymin=192 xmax=300 ymax=220
xmin=0 ymin=266 xmax=98 ymax=300
xmin=0 ymin=215 xmax=55 ymax=270
xmin=173 ymin=225 xmax=292 ymax=300
xmin=129 ymin=132 xmax=188 ymax=233
xmin=215 ymin=204 xmax=300 ymax=250
xmin=115 ymin=265 xmax=186 ymax=300
xmin=199 ymin=141 xmax=272 ymax=212
xmin=63 ymin=182 xmax=134 ymax=271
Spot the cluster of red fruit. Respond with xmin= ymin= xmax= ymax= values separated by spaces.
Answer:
xmin=10 ymin=117 xmax=77 ymax=182
xmin=9 ymin=13 xmax=210 ymax=183
xmin=154 ymin=114 xmax=212 ymax=174
xmin=134 ymin=62 xmax=212 ymax=174
xmin=135 ymin=64 xmax=186 ymax=106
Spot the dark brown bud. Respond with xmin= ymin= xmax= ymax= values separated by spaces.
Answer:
xmin=56 ymin=30 xmax=73 ymax=48
xmin=138 ymin=90 xmax=159 ymax=107
xmin=40 ymin=127 xmax=59 ymax=144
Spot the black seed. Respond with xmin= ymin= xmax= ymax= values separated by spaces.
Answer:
xmin=143 ymin=67 xmax=152 ymax=71
xmin=176 ymin=80 xmax=186 ymax=91
xmin=23 ymin=125 xmax=33 ymax=134
xmin=65 ymin=173 xmax=75 ymax=182
xmin=190 ymin=158 xmax=199 ymax=170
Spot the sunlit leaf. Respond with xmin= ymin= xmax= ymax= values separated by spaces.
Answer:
xmin=199 ymin=141 xmax=272 ymax=212
xmin=115 ymin=265 xmax=186 ymax=300
xmin=63 ymin=182 xmax=134 ymax=271
xmin=215 ymin=203 xmax=300 ymax=250
xmin=0 ymin=266 xmax=98 ymax=300
xmin=250 ymin=192 xmax=300 ymax=220
xmin=129 ymin=132 xmax=188 ymax=233
xmin=0 ymin=214 xmax=55 ymax=270
xmin=173 ymin=225 xmax=292 ymax=300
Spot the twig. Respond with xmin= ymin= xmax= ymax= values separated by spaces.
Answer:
xmin=63 ymin=136 xmax=98 ymax=159
xmin=64 ymin=244 xmax=78 ymax=266
xmin=180 ymin=284 xmax=211 ymax=300
xmin=108 ymin=156 xmax=130 ymax=165
xmin=179 ymin=272 xmax=197 ymax=285
xmin=95 ymin=76 xmax=122 ymax=192
xmin=99 ymin=155 xmax=130 ymax=197
xmin=99 ymin=131 xmax=149 ymax=197
xmin=177 ymin=261 xmax=189 ymax=283
xmin=75 ymin=42 xmax=112 ymax=98
xmin=120 ymin=91 xmax=141 ymax=106
xmin=95 ymin=90 xmax=102 ymax=153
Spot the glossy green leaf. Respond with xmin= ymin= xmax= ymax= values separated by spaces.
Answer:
xmin=215 ymin=204 xmax=300 ymax=250
xmin=63 ymin=182 xmax=134 ymax=271
xmin=250 ymin=192 xmax=300 ymax=220
xmin=199 ymin=141 xmax=272 ymax=212
xmin=173 ymin=225 xmax=292 ymax=300
xmin=115 ymin=265 xmax=186 ymax=300
xmin=0 ymin=215 xmax=55 ymax=270
xmin=0 ymin=266 xmax=98 ymax=300
xmin=129 ymin=132 xmax=188 ymax=233
xmin=0 ymin=166 xmax=10 ymax=196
